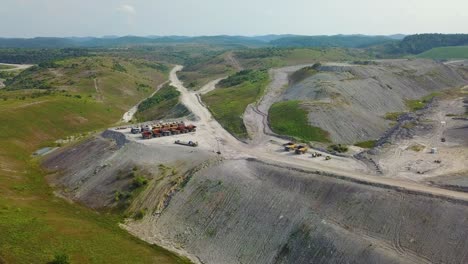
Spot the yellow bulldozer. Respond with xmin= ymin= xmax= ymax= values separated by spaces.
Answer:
xmin=283 ymin=142 xmax=297 ymax=151
xmin=295 ymin=145 xmax=308 ymax=154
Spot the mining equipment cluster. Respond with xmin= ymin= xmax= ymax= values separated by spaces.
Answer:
xmin=130 ymin=121 xmax=197 ymax=139
xmin=283 ymin=142 xmax=331 ymax=160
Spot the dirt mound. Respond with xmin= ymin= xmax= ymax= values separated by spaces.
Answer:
xmin=125 ymin=159 xmax=468 ymax=264
xmin=282 ymin=60 xmax=468 ymax=143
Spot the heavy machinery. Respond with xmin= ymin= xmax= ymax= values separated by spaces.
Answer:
xmin=325 ymin=156 xmax=332 ymax=161
xmin=311 ymin=152 xmax=322 ymax=158
xmin=174 ymin=140 xmax=198 ymax=147
xmin=142 ymin=131 xmax=152 ymax=139
xmin=284 ymin=142 xmax=297 ymax=151
xmin=295 ymin=145 xmax=308 ymax=154
xmin=140 ymin=121 xmax=197 ymax=139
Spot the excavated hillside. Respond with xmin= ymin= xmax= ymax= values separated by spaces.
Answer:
xmin=282 ymin=59 xmax=468 ymax=143
xmin=43 ymin=131 xmax=216 ymax=210
xmin=44 ymin=135 xmax=468 ymax=264
xmin=41 ymin=61 xmax=468 ymax=264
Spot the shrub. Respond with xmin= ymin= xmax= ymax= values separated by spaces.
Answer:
xmin=132 ymin=176 xmax=148 ymax=189
xmin=49 ymin=253 xmax=70 ymax=264
xmin=133 ymin=209 xmax=146 ymax=220
xmin=328 ymin=144 xmax=349 ymax=153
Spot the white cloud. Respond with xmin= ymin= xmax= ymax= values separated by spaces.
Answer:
xmin=117 ymin=4 xmax=136 ymax=15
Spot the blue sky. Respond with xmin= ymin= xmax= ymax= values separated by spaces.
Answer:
xmin=1 ymin=0 xmax=467 ymax=37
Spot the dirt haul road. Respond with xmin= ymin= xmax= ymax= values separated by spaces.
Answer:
xmin=168 ymin=65 xmax=468 ymax=203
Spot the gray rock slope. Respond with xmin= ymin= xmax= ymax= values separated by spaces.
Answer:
xmin=282 ymin=60 xmax=468 ymax=143
xmin=128 ymin=159 xmax=468 ymax=264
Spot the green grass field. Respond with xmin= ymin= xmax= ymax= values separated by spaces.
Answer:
xmin=5 ymin=57 xmax=169 ymax=113
xmin=203 ymin=70 xmax=269 ymax=139
xmin=354 ymin=140 xmax=377 ymax=148
xmin=0 ymin=57 xmax=191 ymax=263
xmin=269 ymin=100 xmax=330 ymax=142
xmin=416 ymin=46 xmax=468 ymax=59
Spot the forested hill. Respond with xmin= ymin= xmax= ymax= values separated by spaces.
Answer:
xmin=399 ymin=34 xmax=468 ymax=54
xmin=270 ymin=35 xmax=396 ymax=48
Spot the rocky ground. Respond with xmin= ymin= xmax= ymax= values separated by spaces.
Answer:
xmin=281 ymin=59 xmax=467 ymax=143
xmin=372 ymin=96 xmax=468 ymax=181
xmin=125 ymin=159 xmax=468 ymax=264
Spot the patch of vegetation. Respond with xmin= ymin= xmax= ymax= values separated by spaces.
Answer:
xmin=138 ymin=84 xmax=180 ymax=112
xmin=416 ymin=45 xmax=468 ymax=59
xmin=217 ymin=69 xmax=264 ymax=88
xmin=406 ymin=93 xmax=439 ymax=111
xmin=203 ymin=70 xmax=269 ymax=138
xmin=384 ymin=112 xmax=404 ymax=121
xmin=269 ymin=100 xmax=330 ymax=142
xmin=135 ymin=84 xmax=189 ymax=121
xmin=132 ymin=176 xmax=149 ymax=188
xmin=408 ymin=144 xmax=425 ymax=152
xmin=354 ymin=140 xmax=377 ymax=149
xmin=327 ymin=144 xmax=349 ymax=153
xmin=0 ymin=64 xmax=15 ymax=70
xmin=112 ymin=62 xmax=127 ymax=72
xmin=133 ymin=209 xmax=147 ymax=220
xmin=402 ymin=121 xmax=417 ymax=129
xmin=49 ymin=253 xmax=70 ymax=264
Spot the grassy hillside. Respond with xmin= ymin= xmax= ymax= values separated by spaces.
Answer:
xmin=416 ymin=46 xmax=468 ymax=59
xmin=135 ymin=84 xmax=189 ymax=121
xmin=178 ymin=52 xmax=237 ymax=90
xmin=5 ymin=57 xmax=169 ymax=113
xmin=269 ymin=101 xmax=330 ymax=142
xmin=203 ymin=70 xmax=269 ymax=139
xmin=0 ymin=57 xmax=191 ymax=263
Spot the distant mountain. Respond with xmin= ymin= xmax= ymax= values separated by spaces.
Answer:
xmin=250 ymin=34 xmax=300 ymax=42
xmin=387 ymin=34 xmax=406 ymax=40
xmin=270 ymin=35 xmax=395 ymax=48
xmin=0 ymin=37 xmax=78 ymax=48
xmin=1 ymin=34 xmax=466 ymax=53
xmin=0 ymin=35 xmax=268 ymax=48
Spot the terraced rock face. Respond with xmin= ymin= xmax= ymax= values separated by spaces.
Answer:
xmin=282 ymin=59 xmax=468 ymax=143
xmin=126 ymin=159 xmax=468 ymax=264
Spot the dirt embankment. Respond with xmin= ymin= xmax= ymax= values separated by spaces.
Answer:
xmin=281 ymin=60 xmax=468 ymax=143
xmin=43 ymin=131 xmax=215 ymax=209
xmin=125 ymin=159 xmax=468 ymax=264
